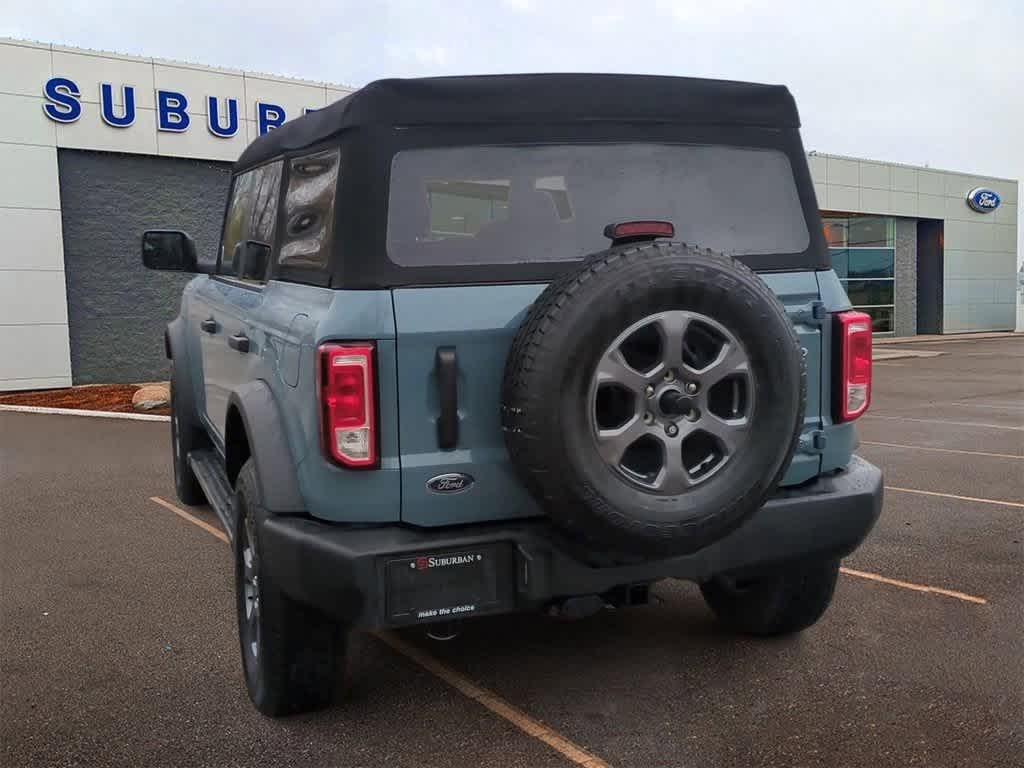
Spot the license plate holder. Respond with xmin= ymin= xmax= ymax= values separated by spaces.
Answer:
xmin=385 ymin=544 xmax=513 ymax=625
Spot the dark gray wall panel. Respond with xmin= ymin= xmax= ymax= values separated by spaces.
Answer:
xmin=58 ymin=150 xmax=231 ymax=384
xmin=894 ymin=217 xmax=918 ymax=337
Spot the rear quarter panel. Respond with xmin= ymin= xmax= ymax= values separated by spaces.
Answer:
xmin=257 ymin=283 xmax=402 ymax=523
xmin=815 ymin=269 xmax=858 ymax=473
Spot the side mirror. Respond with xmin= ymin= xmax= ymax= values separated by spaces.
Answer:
xmin=142 ymin=230 xmax=198 ymax=272
xmin=232 ymin=240 xmax=271 ymax=281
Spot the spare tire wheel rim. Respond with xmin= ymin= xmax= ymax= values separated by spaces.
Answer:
xmin=588 ymin=309 xmax=756 ymax=493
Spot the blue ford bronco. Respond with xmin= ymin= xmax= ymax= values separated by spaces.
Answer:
xmin=142 ymin=74 xmax=883 ymax=716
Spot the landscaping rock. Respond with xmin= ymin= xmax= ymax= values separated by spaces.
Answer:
xmin=132 ymin=384 xmax=170 ymax=411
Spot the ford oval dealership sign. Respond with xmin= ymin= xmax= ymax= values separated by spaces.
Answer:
xmin=966 ymin=187 xmax=1001 ymax=213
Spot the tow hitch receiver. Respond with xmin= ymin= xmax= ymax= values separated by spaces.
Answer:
xmin=547 ymin=583 xmax=653 ymax=620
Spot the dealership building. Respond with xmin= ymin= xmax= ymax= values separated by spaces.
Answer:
xmin=0 ymin=37 xmax=1019 ymax=392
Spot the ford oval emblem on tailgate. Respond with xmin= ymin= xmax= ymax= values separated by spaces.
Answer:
xmin=427 ymin=473 xmax=474 ymax=494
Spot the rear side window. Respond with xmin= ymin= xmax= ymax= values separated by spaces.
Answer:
xmin=277 ymin=148 xmax=340 ymax=272
xmin=387 ymin=144 xmax=809 ymax=267
xmin=219 ymin=160 xmax=283 ymax=281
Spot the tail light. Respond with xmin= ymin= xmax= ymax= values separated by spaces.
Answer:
xmin=834 ymin=311 xmax=872 ymax=422
xmin=319 ymin=343 xmax=377 ymax=468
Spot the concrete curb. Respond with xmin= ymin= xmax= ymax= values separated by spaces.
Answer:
xmin=874 ymin=332 xmax=1022 ymax=345
xmin=873 ymin=349 xmax=945 ymax=361
xmin=0 ymin=404 xmax=170 ymax=422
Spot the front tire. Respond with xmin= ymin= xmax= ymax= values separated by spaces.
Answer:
xmin=234 ymin=459 xmax=348 ymax=717
xmin=700 ymin=558 xmax=840 ymax=636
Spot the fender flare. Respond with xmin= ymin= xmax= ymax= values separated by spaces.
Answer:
xmin=226 ymin=381 xmax=305 ymax=514
xmin=166 ymin=316 xmax=201 ymax=427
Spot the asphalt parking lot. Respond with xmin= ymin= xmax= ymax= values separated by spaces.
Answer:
xmin=2 ymin=336 xmax=1021 ymax=768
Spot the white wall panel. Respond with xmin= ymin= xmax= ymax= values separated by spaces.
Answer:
xmin=891 ymin=166 xmax=918 ymax=193
xmin=993 ymin=224 xmax=1017 ymax=253
xmin=0 ymin=375 xmax=73 ymax=391
xmin=0 ymin=143 xmax=59 ymax=209
xmin=965 ymin=220 xmax=996 ymax=252
xmin=55 ymin=102 xmax=159 ymax=155
xmin=917 ymin=169 xmax=946 ymax=196
xmin=859 ymin=162 xmax=891 ymax=190
xmin=156 ymin=123 xmax=246 ymax=162
xmin=943 ymin=251 xmax=971 ymax=279
xmin=0 ymin=208 xmax=64 ymax=270
xmin=826 ymin=184 xmax=858 ymax=211
xmin=0 ymin=269 xmax=69 ymax=324
xmin=0 ymin=94 xmax=57 ymax=146
xmin=917 ymin=193 xmax=946 ymax=218
xmin=888 ymin=190 xmax=917 ymax=217
xmin=858 ymin=187 xmax=890 ymax=214
xmin=0 ymin=324 xmax=72 ymax=388
xmin=0 ymin=40 xmax=52 ymax=97
xmin=826 ymin=157 xmax=858 ymax=187
xmin=992 ymin=202 xmax=1016 ymax=225
xmin=942 ymin=173 xmax=976 ymax=199
xmin=944 ymin=219 xmax=972 ymax=250
xmin=942 ymin=194 xmax=975 ymax=222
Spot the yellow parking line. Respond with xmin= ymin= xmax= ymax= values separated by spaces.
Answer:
xmin=861 ymin=441 xmax=1023 ymax=460
xmin=840 ymin=567 xmax=987 ymax=605
xmin=377 ymin=632 xmax=610 ymax=768
xmin=886 ymin=486 xmax=1024 ymax=509
xmin=148 ymin=496 xmax=612 ymax=768
xmin=149 ymin=496 xmax=229 ymax=543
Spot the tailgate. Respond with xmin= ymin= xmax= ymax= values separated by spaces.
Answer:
xmin=393 ymin=285 xmax=545 ymax=526
xmin=392 ymin=275 xmax=824 ymax=527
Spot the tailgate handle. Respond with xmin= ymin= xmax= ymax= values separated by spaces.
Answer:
xmin=435 ymin=346 xmax=458 ymax=450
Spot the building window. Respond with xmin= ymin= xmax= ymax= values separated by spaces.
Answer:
xmin=823 ymin=215 xmax=895 ymax=334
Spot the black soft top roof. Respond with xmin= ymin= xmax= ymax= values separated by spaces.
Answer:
xmin=234 ymin=74 xmax=800 ymax=171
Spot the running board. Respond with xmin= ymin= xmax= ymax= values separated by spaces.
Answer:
xmin=188 ymin=449 xmax=234 ymax=542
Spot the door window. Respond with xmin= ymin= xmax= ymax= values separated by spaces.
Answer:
xmin=218 ymin=160 xmax=283 ymax=283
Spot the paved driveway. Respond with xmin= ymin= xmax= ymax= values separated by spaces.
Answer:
xmin=2 ymin=336 xmax=1021 ymax=768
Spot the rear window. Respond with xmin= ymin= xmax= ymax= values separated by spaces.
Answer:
xmin=386 ymin=144 xmax=809 ymax=268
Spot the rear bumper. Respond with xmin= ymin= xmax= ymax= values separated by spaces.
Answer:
xmin=260 ymin=456 xmax=882 ymax=630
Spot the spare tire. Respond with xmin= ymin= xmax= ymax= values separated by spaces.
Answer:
xmin=501 ymin=242 xmax=806 ymax=558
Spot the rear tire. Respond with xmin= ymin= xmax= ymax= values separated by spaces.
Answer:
xmin=170 ymin=372 xmax=206 ymax=506
xmin=234 ymin=459 xmax=348 ymax=717
xmin=700 ymin=558 xmax=840 ymax=636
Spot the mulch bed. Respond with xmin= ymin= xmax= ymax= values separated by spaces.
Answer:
xmin=0 ymin=384 xmax=170 ymax=416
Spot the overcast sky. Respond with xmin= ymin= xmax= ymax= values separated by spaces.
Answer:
xmin=4 ymin=0 xmax=1021 ymax=263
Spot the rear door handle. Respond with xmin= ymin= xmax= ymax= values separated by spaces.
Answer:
xmin=200 ymin=318 xmax=218 ymax=333
xmin=435 ymin=346 xmax=458 ymax=450
xmin=227 ymin=333 xmax=250 ymax=354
